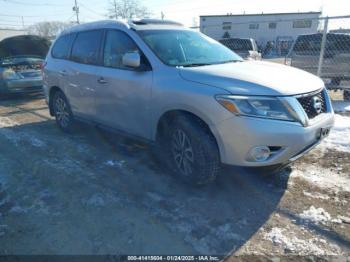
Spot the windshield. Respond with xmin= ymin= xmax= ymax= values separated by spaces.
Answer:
xmin=137 ymin=30 xmax=242 ymax=66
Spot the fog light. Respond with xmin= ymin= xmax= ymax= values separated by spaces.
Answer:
xmin=249 ymin=146 xmax=271 ymax=162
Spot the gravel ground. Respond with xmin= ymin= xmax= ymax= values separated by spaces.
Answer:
xmin=0 ymin=94 xmax=349 ymax=259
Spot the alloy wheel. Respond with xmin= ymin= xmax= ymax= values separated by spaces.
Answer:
xmin=55 ymin=96 xmax=70 ymax=128
xmin=171 ymin=128 xmax=194 ymax=176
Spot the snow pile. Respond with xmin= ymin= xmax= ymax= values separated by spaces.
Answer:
xmin=320 ymin=114 xmax=350 ymax=153
xmin=299 ymin=206 xmax=342 ymax=225
xmin=264 ymin=227 xmax=340 ymax=255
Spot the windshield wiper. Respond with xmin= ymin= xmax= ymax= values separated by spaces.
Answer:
xmin=181 ymin=63 xmax=212 ymax=67
xmin=216 ymin=60 xmax=242 ymax=64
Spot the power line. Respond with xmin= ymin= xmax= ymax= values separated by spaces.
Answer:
xmin=0 ymin=0 xmax=65 ymax=6
xmin=79 ymin=2 xmax=105 ymax=17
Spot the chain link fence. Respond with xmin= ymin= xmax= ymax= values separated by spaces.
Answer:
xmin=200 ymin=15 xmax=350 ymax=100
xmin=285 ymin=16 xmax=350 ymax=100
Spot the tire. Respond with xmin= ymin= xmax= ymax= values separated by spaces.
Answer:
xmin=52 ymin=91 xmax=75 ymax=132
xmin=344 ymin=90 xmax=350 ymax=101
xmin=160 ymin=115 xmax=220 ymax=186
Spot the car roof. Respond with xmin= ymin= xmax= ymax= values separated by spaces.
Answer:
xmin=296 ymin=32 xmax=350 ymax=38
xmin=61 ymin=19 xmax=186 ymax=36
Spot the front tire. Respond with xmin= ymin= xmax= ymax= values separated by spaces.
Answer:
xmin=162 ymin=115 xmax=220 ymax=186
xmin=52 ymin=91 xmax=75 ymax=132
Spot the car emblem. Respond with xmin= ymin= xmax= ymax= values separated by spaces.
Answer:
xmin=312 ymin=96 xmax=322 ymax=114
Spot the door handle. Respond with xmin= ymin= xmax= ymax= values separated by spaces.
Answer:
xmin=97 ymin=77 xmax=108 ymax=84
xmin=59 ymin=70 xmax=67 ymax=76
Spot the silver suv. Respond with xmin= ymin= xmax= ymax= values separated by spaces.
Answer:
xmin=43 ymin=19 xmax=334 ymax=185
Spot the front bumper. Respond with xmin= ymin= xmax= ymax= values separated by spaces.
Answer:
xmin=212 ymin=112 xmax=335 ymax=166
xmin=0 ymin=77 xmax=43 ymax=93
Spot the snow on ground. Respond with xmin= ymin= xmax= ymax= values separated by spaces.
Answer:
xmin=263 ymin=227 xmax=341 ymax=255
xmin=0 ymin=116 xmax=18 ymax=128
xmin=299 ymin=206 xmax=342 ymax=225
xmin=0 ymin=116 xmax=46 ymax=148
xmin=303 ymin=191 xmax=330 ymax=200
xmin=291 ymin=167 xmax=350 ymax=193
xmin=319 ymin=114 xmax=350 ymax=153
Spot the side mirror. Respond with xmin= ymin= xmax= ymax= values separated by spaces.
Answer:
xmin=122 ymin=52 xmax=141 ymax=68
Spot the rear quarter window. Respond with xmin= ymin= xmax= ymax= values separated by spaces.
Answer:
xmin=52 ymin=34 xmax=75 ymax=60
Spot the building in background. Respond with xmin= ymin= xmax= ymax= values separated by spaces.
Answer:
xmin=200 ymin=12 xmax=321 ymax=56
xmin=0 ymin=28 xmax=27 ymax=41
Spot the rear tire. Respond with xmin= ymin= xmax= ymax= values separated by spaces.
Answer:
xmin=160 ymin=115 xmax=221 ymax=186
xmin=52 ymin=91 xmax=75 ymax=132
xmin=344 ymin=90 xmax=350 ymax=101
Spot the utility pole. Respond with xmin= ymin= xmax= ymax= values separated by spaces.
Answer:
xmin=317 ymin=17 xmax=328 ymax=77
xmin=21 ymin=16 xmax=24 ymax=29
xmin=161 ymin=11 xmax=165 ymax=20
xmin=73 ymin=0 xmax=80 ymax=24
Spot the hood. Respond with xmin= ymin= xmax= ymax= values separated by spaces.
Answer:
xmin=178 ymin=61 xmax=324 ymax=96
xmin=0 ymin=35 xmax=50 ymax=61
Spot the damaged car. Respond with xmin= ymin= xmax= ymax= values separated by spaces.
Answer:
xmin=0 ymin=35 xmax=50 ymax=94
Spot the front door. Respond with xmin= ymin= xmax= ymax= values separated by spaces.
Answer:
xmin=95 ymin=30 xmax=153 ymax=139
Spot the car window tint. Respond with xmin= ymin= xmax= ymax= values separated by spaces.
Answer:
xmin=52 ymin=34 xmax=74 ymax=59
xmin=327 ymin=34 xmax=350 ymax=53
xmin=293 ymin=35 xmax=321 ymax=53
xmin=71 ymin=30 xmax=102 ymax=65
xmin=103 ymin=30 xmax=140 ymax=69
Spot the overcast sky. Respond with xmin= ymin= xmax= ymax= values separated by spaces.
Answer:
xmin=0 ymin=0 xmax=349 ymax=29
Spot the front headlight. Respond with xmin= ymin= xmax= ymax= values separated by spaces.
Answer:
xmin=216 ymin=95 xmax=297 ymax=122
xmin=2 ymin=69 xmax=21 ymax=80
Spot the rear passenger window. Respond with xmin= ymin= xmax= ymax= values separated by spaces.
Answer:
xmin=52 ymin=34 xmax=74 ymax=59
xmin=71 ymin=30 xmax=102 ymax=65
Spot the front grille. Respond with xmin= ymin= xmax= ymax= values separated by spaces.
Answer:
xmin=297 ymin=90 xmax=327 ymax=119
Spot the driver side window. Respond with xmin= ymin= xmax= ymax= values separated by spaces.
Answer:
xmin=103 ymin=30 xmax=143 ymax=70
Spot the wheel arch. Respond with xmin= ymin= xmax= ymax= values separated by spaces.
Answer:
xmin=154 ymin=109 xmax=222 ymax=161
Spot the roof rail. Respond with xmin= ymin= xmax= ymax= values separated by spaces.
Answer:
xmin=130 ymin=19 xmax=183 ymax=26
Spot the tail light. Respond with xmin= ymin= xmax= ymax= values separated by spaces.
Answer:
xmin=40 ymin=61 xmax=47 ymax=72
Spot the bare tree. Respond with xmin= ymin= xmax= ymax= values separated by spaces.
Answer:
xmin=107 ymin=0 xmax=151 ymax=20
xmin=27 ymin=21 xmax=73 ymax=39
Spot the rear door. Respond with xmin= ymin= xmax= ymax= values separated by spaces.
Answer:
xmin=65 ymin=30 xmax=103 ymax=119
xmin=46 ymin=33 xmax=75 ymax=97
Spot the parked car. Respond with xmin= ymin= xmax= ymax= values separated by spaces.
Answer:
xmin=43 ymin=19 xmax=334 ymax=185
xmin=289 ymin=33 xmax=350 ymax=100
xmin=0 ymin=35 xmax=50 ymax=94
xmin=219 ymin=38 xmax=261 ymax=60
